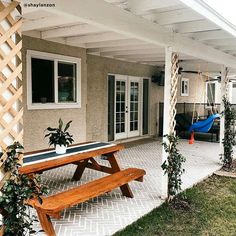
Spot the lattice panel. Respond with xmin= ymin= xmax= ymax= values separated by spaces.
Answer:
xmin=169 ymin=53 xmax=179 ymax=134
xmin=0 ymin=1 xmax=22 ymax=150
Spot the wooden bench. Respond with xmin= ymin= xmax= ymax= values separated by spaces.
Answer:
xmin=29 ymin=168 xmax=146 ymax=236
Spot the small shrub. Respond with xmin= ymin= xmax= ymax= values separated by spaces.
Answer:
xmin=220 ymin=96 xmax=236 ymax=169
xmin=0 ymin=142 xmax=47 ymax=236
xmin=162 ymin=134 xmax=186 ymax=201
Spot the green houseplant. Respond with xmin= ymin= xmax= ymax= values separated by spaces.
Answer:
xmin=0 ymin=142 xmax=47 ymax=236
xmin=45 ymin=118 xmax=74 ymax=154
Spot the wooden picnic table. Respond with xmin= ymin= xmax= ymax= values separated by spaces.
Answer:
xmin=20 ymin=141 xmax=134 ymax=198
xmin=20 ymin=141 xmax=146 ymax=236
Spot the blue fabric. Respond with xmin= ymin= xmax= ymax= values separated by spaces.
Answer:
xmin=189 ymin=114 xmax=220 ymax=133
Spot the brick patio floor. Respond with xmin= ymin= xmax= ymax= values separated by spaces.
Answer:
xmin=34 ymin=139 xmax=222 ymax=236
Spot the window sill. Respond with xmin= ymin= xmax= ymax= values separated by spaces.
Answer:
xmin=27 ymin=103 xmax=81 ymax=110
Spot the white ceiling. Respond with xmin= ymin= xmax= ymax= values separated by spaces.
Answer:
xmin=21 ymin=0 xmax=236 ymax=75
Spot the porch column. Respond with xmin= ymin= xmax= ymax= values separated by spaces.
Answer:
xmin=161 ymin=46 xmax=179 ymax=198
xmin=220 ymin=66 xmax=229 ymax=153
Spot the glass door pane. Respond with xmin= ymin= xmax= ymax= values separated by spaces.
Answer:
xmin=115 ymin=80 xmax=127 ymax=139
xmin=129 ymin=81 xmax=139 ymax=133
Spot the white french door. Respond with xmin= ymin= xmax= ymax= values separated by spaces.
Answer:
xmin=114 ymin=75 xmax=141 ymax=140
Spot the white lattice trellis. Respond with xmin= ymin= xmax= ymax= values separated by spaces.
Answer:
xmin=169 ymin=53 xmax=179 ymax=135
xmin=0 ymin=0 xmax=22 ymax=153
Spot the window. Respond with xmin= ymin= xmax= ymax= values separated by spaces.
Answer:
xmin=206 ymin=82 xmax=216 ymax=105
xmin=27 ymin=50 xmax=81 ymax=109
xmin=181 ymin=78 xmax=189 ymax=96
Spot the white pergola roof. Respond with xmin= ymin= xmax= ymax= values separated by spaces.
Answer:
xmin=21 ymin=0 xmax=236 ymax=75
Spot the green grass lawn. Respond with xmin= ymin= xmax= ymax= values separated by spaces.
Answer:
xmin=114 ymin=176 xmax=236 ymax=236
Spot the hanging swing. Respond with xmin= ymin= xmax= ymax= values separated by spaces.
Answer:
xmin=188 ymin=70 xmax=220 ymax=144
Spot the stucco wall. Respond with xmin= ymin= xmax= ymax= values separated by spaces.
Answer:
xmin=177 ymin=73 xmax=206 ymax=103
xmin=22 ymin=36 xmax=87 ymax=152
xmin=86 ymin=54 xmax=163 ymax=141
xmin=22 ymin=36 xmax=208 ymax=149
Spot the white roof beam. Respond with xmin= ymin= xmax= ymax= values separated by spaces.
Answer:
xmin=23 ymin=16 xmax=80 ymax=31
xmin=66 ymin=32 xmax=130 ymax=44
xmin=114 ymin=53 xmax=164 ymax=59
xmin=32 ymin=0 xmax=236 ymax=69
xmin=42 ymin=24 xmax=106 ymax=39
xmin=85 ymin=39 xmax=147 ymax=49
xmin=87 ymin=44 xmax=159 ymax=54
xmin=114 ymin=55 xmax=165 ymax=61
xmin=105 ymin=0 xmax=125 ymax=3
xmin=173 ymin=20 xmax=219 ymax=33
xmin=127 ymin=0 xmax=181 ymax=14
xmin=217 ymin=45 xmax=236 ymax=51
xmin=119 ymin=55 xmax=194 ymax=62
xmin=136 ymin=58 xmax=165 ymax=62
xmin=179 ymin=0 xmax=236 ymax=37
xmin=101 ymin=48 xmax=163 ymax=56
xmin=186 ymin=30 xmax=234 ymax=41
xmin=204 ymin=38 xmax=236 ymax=46
xmin=152 ymin=9 xmax=204 ymax=25
xmin=179 ymin=61 xmax=221 ymax=72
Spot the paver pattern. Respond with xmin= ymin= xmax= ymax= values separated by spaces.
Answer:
xmin=34 ymin=139 xmax=221 ymax=236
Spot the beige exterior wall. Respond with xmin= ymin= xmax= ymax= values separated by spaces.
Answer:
xmin=22 ymin=36 xmax=87 ymax=152
xmin=22 ymin=36 xmax=209 ymax=150
xmin=178 ymin=73 xmax=206 ymax=103
xmin=86 ymin=55 xmax=163 ymax=141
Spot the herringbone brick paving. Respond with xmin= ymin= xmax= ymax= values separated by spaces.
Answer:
xmin=33 ymin=139 xmax=221 ymax=236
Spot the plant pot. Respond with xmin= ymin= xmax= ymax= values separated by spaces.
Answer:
xmin=55 ymin=144 xmax=67 ymax=154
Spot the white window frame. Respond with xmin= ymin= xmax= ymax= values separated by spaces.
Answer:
xmin=27 ymin=50 xmax=81 ymax=110
xmin=180 ymin=78 xmax=189 ymax=96
xmin=206 ymin=81 xmax=217 ymax=106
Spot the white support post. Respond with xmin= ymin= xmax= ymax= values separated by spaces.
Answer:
xmin=160 ymin=46 xmax=172 ymax=199
xmin=220 ymin=65 xmax=229 ymax=154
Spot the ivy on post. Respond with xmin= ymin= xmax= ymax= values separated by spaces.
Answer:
xmin=161 ymin=51 xmax=186 ymax=201
xmin=162 ymin=134 xmax=185 ymax=200
xmin=220 ymin=96 xmax=236 ymax=170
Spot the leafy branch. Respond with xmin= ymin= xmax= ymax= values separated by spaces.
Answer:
xmin=162 ymin=134 xmax=186 ymax=201
xmin=220 ymin=96 xmax=236 ymax=169
xmin=0 ymin=142 xmax=47 ymax=236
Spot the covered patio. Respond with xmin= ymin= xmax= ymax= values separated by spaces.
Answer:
xmin=33 ymin=139 xmax=221 ymax=236
xmin=1 ymin=0 xmax=236 ymax=235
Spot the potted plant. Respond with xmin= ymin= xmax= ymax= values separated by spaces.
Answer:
xmin=45 ymin=118 xmax=74 ymax=154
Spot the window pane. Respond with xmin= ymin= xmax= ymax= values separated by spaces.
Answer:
xmin=58 ymin=62 xmax=76 ymax=103
xmin=32 ymin=58 xmax=54 ymax=103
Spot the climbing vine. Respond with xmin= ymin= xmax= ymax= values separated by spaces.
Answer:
xmin=0 ymin=142 xmax=47 ymax=236
xmin=220 ymin=96 xmax=236 ymax=169
xmin=162 ymin=134 xmax=186 ymax=200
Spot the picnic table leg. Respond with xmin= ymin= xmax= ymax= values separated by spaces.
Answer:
xmin=36 ymin=209 xmax=56 ymax=236
xmin=72 ymin=160 xmax=89 ymax=181
xmin=107 ymin=153 xmax=134 ymax=198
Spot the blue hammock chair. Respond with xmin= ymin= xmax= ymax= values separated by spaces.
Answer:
xmin=189 ymin=114 xmax=220 ymax=133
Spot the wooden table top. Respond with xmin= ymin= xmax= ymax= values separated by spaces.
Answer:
xmin=20 ymin=141 xmax=123 ymax=175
